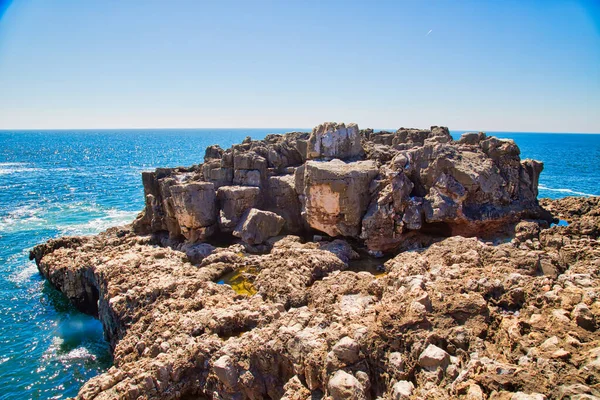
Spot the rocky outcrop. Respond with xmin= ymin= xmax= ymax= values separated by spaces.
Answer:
xmin=31 ymin=196 xmax=600 ymax=399
xmin=299 ymin=160 xmax=379 ymax=237
xmin=232 ymin=208 xmax=285 ymax=245
xmin=132 ymin=123 xmax=550 ymax=253
xmin=307 ymin=122 xmax=363 ymax=161
xmin=32 ymin=121 xmax=597 ymax=399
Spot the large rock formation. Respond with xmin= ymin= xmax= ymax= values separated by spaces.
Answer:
xmin=30 ymin=197 xmax=600 ymax=399
xmin=133 ymin=122 xmax=550 ymax=253
xmin=31 ymin=122 xmax=596 ymax=400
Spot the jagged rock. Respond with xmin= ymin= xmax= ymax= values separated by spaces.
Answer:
xmin=307 ymin=122 xmax=363 ymax=160
xmin=30 ymin=196 xmax=600 ymax=399
xmin=301 ymin=159 xmax=378 ymax=237
xmin=179 ymin=242 xmax=215 ymax=264
xmin=32 ymin=122 xmax=600 ymax=400
xmin=204 ymin=144 xmax=224 ymax=161
xmin=213 ymin=355 xmax=238 ymax=388
xmin=418 ymin=344 xmax=450 ymax=371
xmin=572 ymin=303 xmax=597 ymax=331
xmin=265 ymin=174 xmax=303 ymax=232
xmin=331 ymin=336 xmax=361 ymax=364
xmin=392 ymin=380 xmax=414 ymax=399
xmin=133 ymin=122 xmax=551 ymax=254
xmin=233 ymin=208 xmax=285 ymax=245
xmin=216 ymin=186 xmax=261 ymax=233
xmin=169 ymin=182 xmax=217 ymax=242
xmin=327 ymin=370 xmax=366 ymax=400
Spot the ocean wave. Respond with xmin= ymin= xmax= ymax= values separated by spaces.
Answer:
xmin=58 ymin=209 xmax=138 ymax=236
xmin=0 ymin=202 xmax=138 ymax=235
xmin=0 ymin=166 xmax=42 ymax=175
xmin=56 ymin=346 xmax=96 ymax=362
xmin=9 ymin=262 xmax=40 ymax=285
xmin=0 ymin=205 xmax=45 ymax=232
xmin=538 ymin=184 xmax=596 ymax=197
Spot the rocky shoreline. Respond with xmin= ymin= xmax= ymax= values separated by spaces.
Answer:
xmin=30 ymin=123 xmax=599 ymax=399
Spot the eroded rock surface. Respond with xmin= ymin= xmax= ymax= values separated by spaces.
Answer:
xmin=132 ymin=123 xmax=551 ymax=254
xmin=30 ymin=123 xmax=600 ymax=399
xmin=31 ymin=196 xmax=600 ymax=399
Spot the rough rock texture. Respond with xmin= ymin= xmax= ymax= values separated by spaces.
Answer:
xmin=31 ymin=123 xmax=597 ymax=400
xmin=299 ymin=160 xmax=379 ymax=237
xmin=307 ymin=122 xmax=363 ymax=161
xmin=31 ymin=196 xmax=600 ymax=399
xmin=216 ymin=186 xmax=261 ymax=233
xmin=232 ymin=208 xmax=285 ymax=245
xmin=132 ymin=123 xmax=550 ymax=253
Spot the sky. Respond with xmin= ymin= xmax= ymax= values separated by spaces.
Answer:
xmin=0 ymin=0 xmax=599 ymax=132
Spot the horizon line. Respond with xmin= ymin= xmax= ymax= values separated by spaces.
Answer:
xmin=0 ymin=127 xmax=599 ymax=135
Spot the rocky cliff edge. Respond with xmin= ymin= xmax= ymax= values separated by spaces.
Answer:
xmin=29 ymin=123 xmax=600 ymax=399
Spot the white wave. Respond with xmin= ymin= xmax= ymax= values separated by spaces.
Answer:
xmin=0 ymin=202 xmax=138 ymax=235
xmin=538 ymin=184 xmax=596 ymax=197
xmin=9 ymin=262 xmax=39 ymax=284
xmin=0 ymin=356 xmax=9 ymax=365
xmin=56 ymin=346 xmax=96 ymax=362
xmin=0 ymin=167 xmax=41 ymax=175
xmin=58 ymin=209 xmax=138 ymax=236
xmin=0 ymin=205 xmax=45 ymax=232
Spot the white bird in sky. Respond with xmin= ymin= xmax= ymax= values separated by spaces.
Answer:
xmin=426 ymin=29 xmax=433 ymax=37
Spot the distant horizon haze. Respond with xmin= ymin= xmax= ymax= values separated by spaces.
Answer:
xmin=0 ymin=0 xmax=598 ymax=133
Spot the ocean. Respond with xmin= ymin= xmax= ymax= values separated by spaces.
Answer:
xmin=0 ymin=129 xmax=598 ymax=399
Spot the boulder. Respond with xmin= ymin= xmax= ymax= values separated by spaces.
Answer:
xmin=233 ymin=208 xmax=285 ymax=245
xmin=391 ymin=380 xmax=414 ymax=399
xmin=216 ymin=186 xmax=261 ymax=233
xmin=331 ymin=336 xmax=361 ymax=364
xmin=179 ymin=242 xmax=215 ymax=264
xmin=213 ymin=355 xmax=238 ymax=389
xmin=327 ymin=370 xmax=366 ymax=400
xmin=418 ymin=344 xmax=450 ymax=371
xmin=307 ymin=122 xmax=363 ymax=160
xmin=301 ymin=159 xmax=378 ymax=237
xmin=266 ymin=175 xmax=303 ymax=232
xmin=169 ymin=182 xmax=217 ymax=242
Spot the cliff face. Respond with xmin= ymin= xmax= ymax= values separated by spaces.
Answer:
xmin=132 ymin=122 xmax=549 ymax=254
xmin=30 ymin=123 xmax=600 ymax=400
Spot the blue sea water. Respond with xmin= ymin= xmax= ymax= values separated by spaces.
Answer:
xmin=0 ymin=129 xmax=598 ymax=399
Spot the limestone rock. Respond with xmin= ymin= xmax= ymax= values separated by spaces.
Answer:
xmin=169 ymin=182 xmax=217 ymax=242
xmin=331 ymin=336 xmax=361 ymax=364
xmin=216 ymin=185 xmax=261 ymax=233
xmin=327 ymin=370 xmax=366 ymax=400
xmin=418 ymin=344 xmax=450 ymax=371
xmin=391 ymin=380 xmax=414 ymax=399
xmin=301 ymin=159 xmax=378 ymax=237
xmin=233 ymin=208 xmax=285 ymax=245
xmin=307 ymin=122 xmax=363 ymax=160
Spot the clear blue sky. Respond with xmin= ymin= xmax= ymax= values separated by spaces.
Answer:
xmin=0 ymin=0 xmax=598 ymax=132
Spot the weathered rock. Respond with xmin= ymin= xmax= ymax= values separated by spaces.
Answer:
xmin=392 ymin=380 xmax=414 ymax=399
xmin=169 ymin=182 xmax=217 ymax=241
xmin=327 ymin=370 xmax=366 ymax=400
xmin=307 ymin=122 xmax=363 ymax=160
xmin=30 ymin=196 xmax=600 ymax=399
xmin=32 ymin=122 xmax=600 ymax=400
xmin=216 ymin=185 xmax=261 ymax=233
xmin=418 ymin=344 xmax=450 ymax=371
xmin=265 ymin=174 xmax=303 ymax=232
xmin=179 ymin=242 xmax=215 ymax=264
xmin=331 ymin=336 xmax=361 ymax=364
xmin=233 ymin=208 xmax=285 ymax=245
xmin=301 ymin=159 xmax=378 ymax=237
